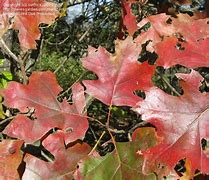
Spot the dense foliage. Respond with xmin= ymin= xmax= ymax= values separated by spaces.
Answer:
xmin=1 ymin=0 xmax=209 ymax=179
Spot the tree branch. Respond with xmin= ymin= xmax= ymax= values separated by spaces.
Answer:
xmin=0 ymin=37 xmax=28 ymax=84
xmin=0 ymin=37 xmax=20 ymax=64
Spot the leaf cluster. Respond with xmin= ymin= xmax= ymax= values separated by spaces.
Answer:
xmin=1 ymin=0 xmax=209 ymax=179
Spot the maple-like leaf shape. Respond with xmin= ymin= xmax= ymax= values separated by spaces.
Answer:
xmin=135 ymin=13 xmax=176 ymax=52
xmin=75 ymin=128 xmax=157 ymax=180
xmin=82 ymin=37 xmax=155 ymax=107
xmin=155 ymin=37 xmax=209 ymax=68
xmin=0 ymin=140 xmax=24 ymax=179
xmin=135 ymin=13 xmax=209 ymax=52
xmin=122 ymin=1 xmax=138 ymax=35
xmin=22 ymin=131 xmax=91 ymax=179
xmin=134 ymin=70 xmax=209 ymax=177
xmin=172 ymin=14 xmax=209 ymax=43
xmin=2 ymin=71 xmax=88 ymax=144
xmin=0 ymin=0 xmax=59 ymax=50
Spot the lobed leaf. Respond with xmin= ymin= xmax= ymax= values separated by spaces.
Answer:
xmin=122 ymin=1 xmax=138 ymax=35
xmin=82 ymin=37 xmax=155 ymax=107
xmin=0 ymin=0 xmax=59 ymax=50
xmin=155 ymin=37 xmax=209 ymax=68
xmin=2 ymin=71 xmax=88 ymax=144
xmin=134 ymin=70 xmax=209 ymax=177
xmin=135 ymin=13 xmax=209 ymax=53
xmin=22 ymin=131 xmax=91 ymax=179
xmin=75 ymin=128 xmax=157 ymax=180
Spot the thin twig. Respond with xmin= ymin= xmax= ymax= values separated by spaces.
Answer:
xmin=19 ymin=61 xmax=28 ymax=84
xmin=79 ymin=29 xmax=90 ymax=42
xmin=45 ymin=35 xmax=70 ymax=46
xmin=0 ymin=37 xmax=28 ymax=84
xmin=54 ymin=28 xmax=90 ymax=74
xmin=106 ymin=105 xmax=112 ymax=128
xmin=89 ymin=126 xmax=98 ymax=141
xmin=108 ymin=128 xmax=126 ymax=133
xmin=129 ymin=121 xmax=150 ymax=134
xmin=54 ymin=49 xmax=74 ymax=74
xmin=54 ymin=14 xmax=110 ymax=74
xmin=57 ymin=71 xmax=87 ymax=98
xmin=0 ymin=116 xmax=14 ymax=125
xmin=0 ymin=37 xmax=20 ymax=63
xmin=107 ymin=128 xmax=122 ymax=164
xmin=37 ymin=37 xmax=44 ymax=62
xmin=83 ymin=95 xmax=94 ymax=114
xmin=89 ymin=131 xmax=105 ymax=155
xmin=156 ymin=69 xmax=181 ymax=96
xmin=88 ymin=117 xmax=106 ymax=127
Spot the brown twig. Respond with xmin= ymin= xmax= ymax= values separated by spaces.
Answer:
xmin=0 ymin=37 xmax=28 ymax=84
xmin=89 ymin=131 xmax=106 ymax=155
xmin=19 ymin=63 xmax=28 ymax=84
xmin=53 ymin=28 xmax=90 ymax=74
xmin=53 ymin=14 xmax=110 ymax=74
xmin=0 ymin=37 xmax=20 ymax=64
xmin=54 ymin=49 xmax=74 ymax=74
xmin=0 ymin=116 xmax=14 ymax=125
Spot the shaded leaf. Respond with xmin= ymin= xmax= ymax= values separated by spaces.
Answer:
xmin=22 ymin=131 xmax=91 ymax=179
xmin=0 ymin=71 xmax=13 ymax=89
xmin=75 ymin=127 xmax=157 ymax=180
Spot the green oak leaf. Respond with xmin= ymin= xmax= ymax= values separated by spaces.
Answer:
xmin=76 ymin=128 xmax=157 ymax=180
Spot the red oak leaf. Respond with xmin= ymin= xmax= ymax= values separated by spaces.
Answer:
xmin=135 ymin=13 xmax=175 ymax=52
xmin=0 ymin=140 xmax=24 ymax=179
xmin=0 ymin=0 xmax=59 ymax=50
xmin=155 ymin=37 xmax=209 ymax=68
xmin=82 ymin=37 xmax=155 ymax=107
xmin=2 ymin=71 xmax=88 ymax=144
xmin=22 ymin=131 xmax=91 ymax=179
xmin=122 ymin=1 xmax=138 ymax=35
xmin=135 ymin=13 xmax=209 ymax=52
xmin=134 ymin=70 xmax=209 ymax=177
xmin=172 ymin=14 xmax=209 ymax=43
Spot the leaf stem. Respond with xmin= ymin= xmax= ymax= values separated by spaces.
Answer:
xmin=106 ymin=105 xmax=112 ymax=128
xmin=156 ymin=69 xmax=181 ymax=96
xmin=89 ymin=131 xmax=106 ymax=155
xmin=0 ymin=116 xmax=14 ymax=125
xmin=129 ymin=121 xmax=150 ymax=134
xmin=0 ymin=37 xmax=20 ymax=64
